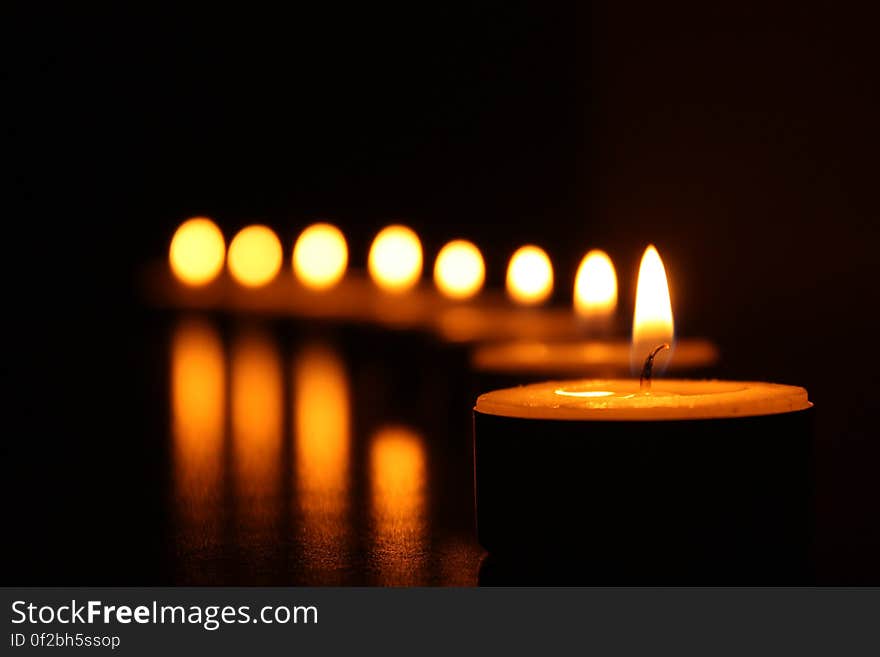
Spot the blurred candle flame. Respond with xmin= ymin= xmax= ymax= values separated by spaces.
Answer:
xmin=228 ymin=225 xmax=283 ymax=287
xmin=292 ymin=223 xmax=348 ymax=290
xmin=632 ymin=245 xmax=674 ymax=372
xmin=506 ymin=245 xmax=554 ymax=305
xmin=170 ymin=319 xmax=225 ymax=547
xmin=294 ymin=343 xmax=351 ymax=578
xmin=433 ymin=239 xmax=485 ymax=300
xmin=574 ymin=249 xmax=617 ymax=318
xmin=368 ymin=225 xmax=423 ymax=293
xmin=369 ymin=425 xmax=428 ymax=585
xmin=169 ymin=217 xmax=226 ymax=286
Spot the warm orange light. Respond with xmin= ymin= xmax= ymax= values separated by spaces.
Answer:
xmin=506 ymin=245 xmax=553 ymax=305
xmin=368 ymin=225 xmax=423 ymax=293
xmin=433 ymin=239 xmax=485 ymax=300
xmin=170 ymin=319 xmax=225 ymax=553
xmin=169 ymin=217 xmax=226 ymax=286
xmin=369 ymin=425 xmax=427 ymax=585
xmin=294 ymin=343 xmax=350 ymax=510
xmin=292 ymin=223 xmax=348 ymax=290
xmin=294 ymin=343 xmax=351 ymax=581
xmin=574 ymin=249 xmax=617 ymax=317
xmin=231 ymin=331 xmax=283 ymax=503
xmin=632 ymin=244 xmax=674 ymax=367
xmin=227 ymin=225 xmax=283 ymax=287
xmin=170 ymin=318 xmax=225 ymax=500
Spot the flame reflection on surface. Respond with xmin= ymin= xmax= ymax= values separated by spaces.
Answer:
xmin=231 ymin=330 xmax=284 ymax=568
xmin=294 ymin=343 xmax=352 ymax=581
xmin=170 ymin=319 xmax=226 ymax=578
xmin=369 ymin=425 xmax=428 ymax=585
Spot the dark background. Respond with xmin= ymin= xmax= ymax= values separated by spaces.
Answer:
xmin=5 ymin=2 xmax=879 ymax=583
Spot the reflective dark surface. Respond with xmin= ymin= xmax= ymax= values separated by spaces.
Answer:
xmin=163 ymin=315 xmax=483 ymax=585
xmin=5 ymin=302 xmax=880 ymax=586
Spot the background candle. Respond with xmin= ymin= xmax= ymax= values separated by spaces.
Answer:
xmin=292 ymin=222 xmax=349 ymax=291
xmin=473 ymin=379 xmax=813 ymax=583
xmin=168 ymin=217 xmax=226 ymax=287
xmin=433 ymin=239 xmax=486 ymax=300
xmin=470 ymin=337 xmax=719 ymax=389
xmin=506 ymin=245 xmax=554 ymax=306
xmin=573 ymin=249 xmax=618 ymax=335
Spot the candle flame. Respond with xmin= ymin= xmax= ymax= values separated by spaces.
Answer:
xmin=506 ymin=245 xmax=554 ymax=305
xmin=632 ymin=245 xmax=674 ymax=372
xmin=228 ymin=225 xmax=283 ymax=287
xmin=169 ymin=217 xmax=226 ymax=286
xmin=368 ymin=225 xmax=423 ymax=293
xmin=292 ymin=223 xmax=348 ymax=290
xmin=573 ymin=249 xmax=617 ymax=317
xmin=433 ymin=239 xmax=485 ymax=300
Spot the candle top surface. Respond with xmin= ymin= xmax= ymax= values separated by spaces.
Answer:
xmin=475 ymin=379 xmax=811 ymax=421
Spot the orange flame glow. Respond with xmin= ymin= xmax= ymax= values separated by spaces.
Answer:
xmin=292 ymin=223 xmax=349 ymax=290
xmin=231 ymin=331 xmax=283 ymax=532
xmin=368 ymin=225 xmax=423 ymax=293
xmin=506 ymin=245 xmax=553 ymax=305
xmin=573 ymin=249 xmax=617 ymax=318
xmin=293 ymin=343 xmax=352 ymax=581
xmin=228 ymin=225 xmax=283 ymax=287
xmin=632 ymin=245 xmax=674 ymax=371
xmin=369 ymin=425 xmax=427 ymax=585
xmin=433 ymin=239 xmax=485 ymax=300
xmin=169 ymin=217 xmax=226 ymax=286
xmin=170 ymin=319 xmax=225 ymax=544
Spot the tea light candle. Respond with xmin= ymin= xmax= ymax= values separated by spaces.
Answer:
xmin=473 ymin=377 xmax=814 ymax=582
xmin=473 ymin=244 xmax=813 ymax=582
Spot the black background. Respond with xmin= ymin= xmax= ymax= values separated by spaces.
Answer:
xmin=5 ymin=2 xmax=879 ymax=583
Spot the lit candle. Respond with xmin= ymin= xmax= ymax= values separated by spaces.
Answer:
xmin=430 ymin=245 xmax=579 ymax=343
xmin=433 ymin=239 xmax=486 ymax=300
xmin=368 ymin=224 xmax=423 ymax=294
xmin=473 ymin=376 xmax=813 ymax=581
xmin=470 ymin=246 xmax=718 ymax=383
xmin=573 ymin=249 xmax=617 ymax=334
xmin=292 ymin=222 xmax=349 ymax=291
xmin=506 ymin=245 xmax=554 ymax=306
xmin=157 ymin=219 xmax=584 ymax=340
xmin=227 ymin=224 xmax=283 ymax=288
xmin=168 ymin=217 xmax=226 ymax=287
xmin=472 ymin=246 xmax=814 ymax=581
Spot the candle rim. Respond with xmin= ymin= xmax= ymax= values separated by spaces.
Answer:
xmin=474 ymin=378 xmax=812 ymax=422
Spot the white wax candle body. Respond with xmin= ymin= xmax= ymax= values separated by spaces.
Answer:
xmin=475 ymin=379 xmax=811 ymax=421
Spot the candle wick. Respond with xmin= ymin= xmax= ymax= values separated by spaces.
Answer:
xmin=640 ymin=343 xmax=670 ymax=391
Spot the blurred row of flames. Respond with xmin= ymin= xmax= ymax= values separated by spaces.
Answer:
xmin=172 ymin=217 xmax=627 ymax=308
xmin=169 ymin=217 xmax=676 ymax=346
xmin=172 ymin=320 xmax=442 ymax=584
